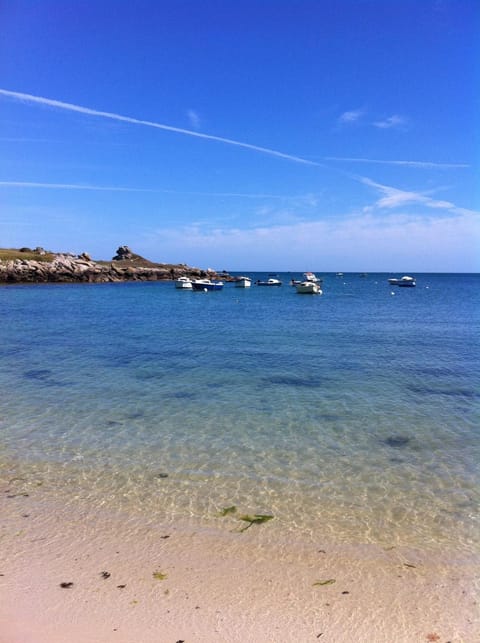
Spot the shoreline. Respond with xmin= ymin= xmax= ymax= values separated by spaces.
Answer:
xmin=1 ymin=489 xmax=478 ymax=642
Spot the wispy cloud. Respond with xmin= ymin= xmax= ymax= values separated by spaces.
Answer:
xmin=360 ymin=176 xmax=478 ymax=216
xmin=187 ymin=109 xmax=201 ymax=130
xmin=0 ymin=88 xmax=319 ymax=167
xmin=338 ymin=109 xmax=364 ymax=124
xmin=142 ymin=208 xmax=480 ymax=272
xmin=373 ymin=114 xmax=407 ymax=129
xmin=324 ymin=157 xmax=469 ymax=169
xmin=0 ymin=180 xmax=317 ymax=200
xmin=0 ymin=181 xmax=158 ymax=192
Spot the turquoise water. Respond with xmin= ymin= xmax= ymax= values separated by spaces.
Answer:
xmin=1 ymin=273 xmax=479 ymax=552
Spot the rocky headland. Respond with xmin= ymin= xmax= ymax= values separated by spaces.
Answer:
xmin=0 ymin=245 xmax=228 ymax=284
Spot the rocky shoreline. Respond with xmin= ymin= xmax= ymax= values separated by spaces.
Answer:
xmin=0 ymin=246 xmax=227 ymax=285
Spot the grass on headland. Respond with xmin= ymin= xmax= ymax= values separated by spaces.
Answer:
xmin=0 ymin=248 xmax=56 ymax=262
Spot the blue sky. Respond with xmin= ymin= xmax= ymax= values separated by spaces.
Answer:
xmin=0 ymin=0 xmax=478 ymax=271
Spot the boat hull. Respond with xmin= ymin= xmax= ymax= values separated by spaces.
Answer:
xmin=174 ymin=279 xmax=192 ymax=289
xmin=234 ymin=277 xmax=252 ymax=288
xmin=296 ymin=281 xmax=322 ymax=294
xmin=256 ymin=279 xmax=282 ymax=286
xmin=191 ymin=281 xmax=224 ymax=291
xmin=388 ymin=276 xmax=416 ymax=287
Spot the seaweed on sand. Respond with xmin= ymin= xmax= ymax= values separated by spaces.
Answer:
xmin=313 ymin=579 xmax=336 ymax=586
xmin=238 ymin=514 xmax=274 ymax=532
xmin=217 ymin=506 xmax=237 ymax=517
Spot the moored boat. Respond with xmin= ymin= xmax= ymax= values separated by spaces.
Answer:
xmin=303 ymin=272 xmax=322 ymax=284
xmin=388 ymin=275 xmax=416 ymax=287
xmin=296 ymin=281 xmax=322 ymax=294
xmin=191 ymin=279 xmax=224 ymax=291
xmin=174 ymin=276 xmax=193 ymax=289
xmin=234 ymin=276 xmax=252 ymax=288
xmin=255 ymin=278 xmax=282 ymax=286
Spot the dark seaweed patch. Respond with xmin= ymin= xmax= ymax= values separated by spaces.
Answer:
xmin=316 ymin=413 xmax=342 ymax=422
xmin=134 ymin=371 xmax=164 ymax=380
xmin=267 ymin=375 xmax=326 ymax=388
xmin=122 ymin=410 xmax=144 ymax=419
xmin=170 ymin=391 xmax=196 ymax=399
xmin=23 ymin=369 xmax=70 ymax=387
xmin=412 ymin=366 xmax=456 ymax=377
xmin=384 ymin=436 xmax=411 ymax=448
xmin=24 ymin=369 xmax=52 ymax=380
xmin=406 ymin=384 xmax=478 ymax=399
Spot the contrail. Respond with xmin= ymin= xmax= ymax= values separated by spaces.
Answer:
xmin=324 ymin=156 xmax=469 ymax=169
xmin=0 ymin=181 xmax=156 ymax=192
xmin=0 ymin=180 xmax=300 ymax=199
xmin=0 ymin=88 xmax=319 ymax=167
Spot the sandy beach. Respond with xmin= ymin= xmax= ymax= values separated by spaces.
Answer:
xmin=1 ymin=484 xmax=478 ymax=643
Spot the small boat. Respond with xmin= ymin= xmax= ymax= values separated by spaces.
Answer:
xmin=291 ymin=272 xmax=321 ymax=286
xmin=174 ymin=276 xmax=193 ymax=289
xmin=335 ymin=272 xmax=344 ymax=277
xmin=388 ymin=275 xmax=416 ymax=287
xmin=191 ymin=279 xmax=224 ymax=291
xmin=303 ymin=272 xmax=322 ymax=284
xmin=296 ymin=281 xmax=322 ymax=294
xmin=255 ymin=278 xmax=282 ymax=286
xmin=234 ymin=276 xmax=252 ymax=288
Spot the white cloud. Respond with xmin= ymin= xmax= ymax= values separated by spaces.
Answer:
xmin=142 ymin=208 xmax=480 ymax=272
xmin=373 ymin=114 xmax=407 ymax=129
xmin=338 ymin=109 xmax=364 ymax=124
xmin=187 ymin=109 xmax=201 ymax=130
xmin=360 ymin=176 xmax=478 ymax=216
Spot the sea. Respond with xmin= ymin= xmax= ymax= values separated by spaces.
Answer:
xmin=1 ymin=273 xmax=479 ymax=555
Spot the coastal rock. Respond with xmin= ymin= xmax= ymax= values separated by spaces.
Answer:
xmin=112 ymin=245 xmax=134 ymax=261
xmin=0 ymin=247 xmax=227 ymax=284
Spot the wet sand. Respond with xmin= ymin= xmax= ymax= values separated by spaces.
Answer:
xmin=1 ymin=488 xmax=478 ymax=643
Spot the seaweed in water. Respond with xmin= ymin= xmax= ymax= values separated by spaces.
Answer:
xmin=238 ymin=514 xmax=273 ymax=532
xmin=24 ymin=369 xmax=52 ymax=380
xmin=267 ymin=375 xmax=325 ymax=388
xmin=384 ymin=435 xmax=411 ymax=448
xmin=218 ymin=506 xmax=237 ymax=517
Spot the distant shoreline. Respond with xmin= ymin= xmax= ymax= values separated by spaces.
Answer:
xmin=0 ymin=246 xmax=228 ymax=285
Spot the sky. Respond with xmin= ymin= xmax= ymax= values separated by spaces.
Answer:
xmin=0 ymin=0 xmax=478 ymax=272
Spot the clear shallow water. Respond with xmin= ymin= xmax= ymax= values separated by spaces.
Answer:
xmin=1 ymin=274 xmax=479 ymax=551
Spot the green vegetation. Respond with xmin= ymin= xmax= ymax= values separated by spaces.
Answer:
xmin=218 ymin=505 xmax=237 ymax=517
xmin=238 ymin=514 xmax=274 ymax=532
xmin=313 ymin=579 xmax=336 ymax=586
xmin=0 ymin=248 xmax=55 ymax=262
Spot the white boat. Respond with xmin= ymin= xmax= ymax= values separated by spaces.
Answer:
xmin=388 ymin=275 xmax=416 ymax=287
xmin=234 ymin=276 xmax=252 ymax=288
xmin=191 ymin=279 xmax=224 ymax=291
xmin=303 ymin=272 xmax=322 ymax=284
xmin=296 ymin=281 xmax=322 ymax=294
xmin=174 ymin=276 xmax=193 ymax=289
xmin=255 ymin=278 xmax=282 ymax=286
